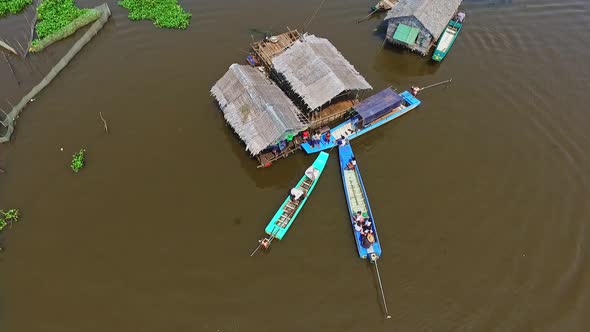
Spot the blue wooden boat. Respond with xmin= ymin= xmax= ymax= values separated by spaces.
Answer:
xmin=338 ymin=143 xmax=382 ymax=261
xmin=251 ymin=152 xmax=330 ymax=255
xmin=431 ymin=19 xmax=463 ymax=62
xmin=301 ymin=89 xmax=421 ymax=154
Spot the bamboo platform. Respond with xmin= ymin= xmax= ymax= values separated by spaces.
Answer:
xmin=375 ymin=0 xmax=397 ymax=11
xmin=309 ymin=99 xmax=358 ymax=129
xmin=251 ymin=30 xmax=301 ymax=69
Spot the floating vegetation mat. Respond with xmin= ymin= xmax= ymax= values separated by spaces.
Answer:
xmin=0 ymin=0 xmax=32 ymax=18
xmin=30 ymin=0 xmax=100 ymax=53
xmin=118 ymin=0 xmax=191 ymax=29
xmin=0 ymin=209 xmax=20 ymax=232
xmin=71 ymin=148 xmax=85 ymax=172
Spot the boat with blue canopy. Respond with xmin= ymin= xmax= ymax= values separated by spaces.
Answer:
xmin=338 ymin=141 xmax=391 ymax=318
xmin=301 ymin=88 xmax=421 ymax=154
xmin=250 ymin=152 xmax=330 ymax=256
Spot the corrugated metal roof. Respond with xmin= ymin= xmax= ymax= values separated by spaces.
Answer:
xmin=272 ymin=34 xmax=372 ymax=111
xmin=392 ymin=24 xmax=420 ymax=45
xmin=385 ymin=0 xmax=462 ymax=38
xmin=211 ymin=64 xmax=308 ymax=155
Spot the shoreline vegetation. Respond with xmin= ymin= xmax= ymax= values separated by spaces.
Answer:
xmin=0 ymin=0 xmax=32 ymax=18
xmin=30 ymin=0 xmax=100 ymax=52
xmin=118 ymin=0 xmax=191 ymax=29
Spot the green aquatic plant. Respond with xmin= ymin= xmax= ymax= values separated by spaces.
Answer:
xmin=118 ymin=0 xmax=191 ymax=29
xmin=71 ymin=148 xmax=85 ymax=173
xmin=34 ymin=0 xmax=89 ymax=39
xmin=0 ymin=209 xmax=20 ymax=231
xmin=0 ymin=0 xmax=32 ymax=18
xmin=30 ymin=8 xmax=100 ymax=52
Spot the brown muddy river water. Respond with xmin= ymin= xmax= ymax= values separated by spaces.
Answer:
xmin=1 ymin=0 xmax=589 ymax=331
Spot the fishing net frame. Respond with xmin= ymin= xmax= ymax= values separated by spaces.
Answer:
xmin=0 ymin=4 xmax=111 ymax=143
xmin=0 ymin=0 xmax=39 ymax=57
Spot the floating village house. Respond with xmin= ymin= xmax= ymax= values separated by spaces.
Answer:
xmin=251 ymin=31 xmax=372 ymax=129
xmin=384 ymin=0 xmax=462 ymax=55
xmin=211 ymin=64 xmax=309 ymax=167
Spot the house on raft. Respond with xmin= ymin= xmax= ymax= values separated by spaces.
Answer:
xmin=251 ymin=31 xmax=373 ymax=129
xmin=211 ymin=64 xmax=309 ymax=168
xmin=384 ymin=0 xmax=462 ymax=56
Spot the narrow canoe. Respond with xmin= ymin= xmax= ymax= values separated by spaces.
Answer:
xmin=301 ymin=90 xmax=421 ymax=154
xmin=432 ymin=20 xmax=462 ymax=62
xmin=264 ymin=151 xmax=330 ymax=240
xmin=338 ymin=143 xmax=382 ymax=261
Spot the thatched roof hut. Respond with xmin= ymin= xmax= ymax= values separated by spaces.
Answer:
xmin=271 ymin=34 xmax=372 ymax=112
xmin=385 ymin=0 xmax=462 ymax=55
xmin=211 ymin=64 xmax=308 ymax=156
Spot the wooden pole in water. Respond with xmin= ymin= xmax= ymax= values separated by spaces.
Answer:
xmin=356 ymin=8 xmax=380 ymax=23
xmin=420 ymin=79 xmax=452 ymax=91
xmin=372 ymin=256 xmax=391 ymax=319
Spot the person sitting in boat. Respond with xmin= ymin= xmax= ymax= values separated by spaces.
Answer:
xmin=353 ymin=211 xmax=364 ymax=231
xmin=455 ymin=11 xmax=465 ymax=23
xmin=309 ymin=131 xmax=320 ymax=148
xmin=346 ymin=157 xmax=357 ymax=170
xmin=324 ymin=131 xmax=331 ymax=143
xmin=314 ymin=131 xmax=322 ymax=145
xmin=361 ymin=233 xmax=375 ymax=249
xmin=302 ymin=130 xmax=309 ymax=142
xmin=305 ymin=166 xmax=319 ymax=181
xmin=290 ymin=187 xmax=305 ymax=202
xmin=362 ymin=217 xmax=373 ymax=235
xmin=338 ymin=136 xmax=347 ymax=147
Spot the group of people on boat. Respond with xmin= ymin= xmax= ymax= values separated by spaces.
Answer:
xmin=303 ymin=129 xmax=331 ymax=148
xmin=353 ymin=211 xmax=375 ymax=248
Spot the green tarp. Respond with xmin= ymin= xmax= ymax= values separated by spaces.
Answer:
xmin=392 ymin=24 xmax=420 ymax=45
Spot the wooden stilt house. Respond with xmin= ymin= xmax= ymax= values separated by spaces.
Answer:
xmin=384 ymin=0 xmax=462 ymax=55
xmin=211 ymin=64 xmax=309 ymax=167
xmin=251 ymin=31 xmax=373 ymax=129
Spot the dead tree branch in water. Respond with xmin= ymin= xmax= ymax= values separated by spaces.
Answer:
xmin=99 ymin=112 xmax=108 ymax=133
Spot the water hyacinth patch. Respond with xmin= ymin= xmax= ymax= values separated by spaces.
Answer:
xmin=30 ymin=8 xmax=100 ymax=52
xmin=71 ymin=148 xmax=85 ymax=172
xmin=35 ymin=0 xmax=89 ymax=39
xmin=0 ymin=209 xmax=20 ymax=231
xmin=118 ymin=0 xmax=191 ymax=29
xmin=0 ymin=0 xmax=32 ymax=18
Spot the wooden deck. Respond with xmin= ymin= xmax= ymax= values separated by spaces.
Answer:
xmin=256 ymin=136 xmax=303 ymax=168
xmin=309 ymin=99 xmax=358 ymax=129
xmin=251 ymin=30 xmax=301 ymax=69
